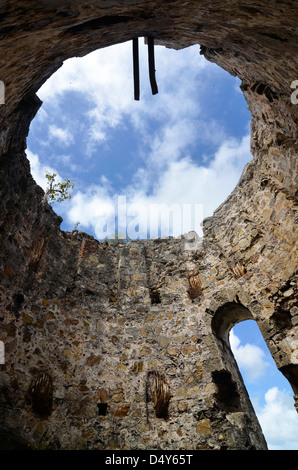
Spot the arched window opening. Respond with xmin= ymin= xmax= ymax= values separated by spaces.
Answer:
xmin=211 ymin=302 xmax=298 ymax=450
xmin=26 ymin=40 xmax=252 ymax=242
xmin=230 ymin=320 xmax=298 ymax=450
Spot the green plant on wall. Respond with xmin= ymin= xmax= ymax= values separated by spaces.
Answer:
xmin=44 ymin=172 xmax=74 ymax=204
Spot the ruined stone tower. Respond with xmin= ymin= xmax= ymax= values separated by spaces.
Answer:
xmin=0 ymin=1 xmax=297 ymax=450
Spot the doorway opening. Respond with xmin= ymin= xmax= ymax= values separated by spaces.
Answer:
xmin=26 ymin=40 xmax=252 ymax=242
xmin=230 ymin=319 xmax=298 ymax=450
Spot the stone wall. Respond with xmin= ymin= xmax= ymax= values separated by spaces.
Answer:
xmin=0 ymin=228 xmax=270 ymax=450
xmin=0 ymin=0 xmax=297 ymax=450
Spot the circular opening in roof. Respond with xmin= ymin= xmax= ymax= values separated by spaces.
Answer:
xmin=26 ymin=40 xmax=252 ymax=241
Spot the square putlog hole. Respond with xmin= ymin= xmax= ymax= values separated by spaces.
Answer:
xmin=97 ymin=403 xmax=108 ymax=416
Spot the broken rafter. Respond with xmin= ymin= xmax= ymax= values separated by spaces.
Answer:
xmin=132 ymin=37 xmax=140 ymax=101
xmin=147 ymin=36 xmax=158 ymax=95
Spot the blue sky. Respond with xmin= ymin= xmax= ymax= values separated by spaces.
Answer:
xmin=26 ymin=40 xmax=298 ymax=449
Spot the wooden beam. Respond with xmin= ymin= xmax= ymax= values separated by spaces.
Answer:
xmin=132 ymin=37 xmax=140 ymax=101
xmin=147 ymin=36 xmax=158 ymax=95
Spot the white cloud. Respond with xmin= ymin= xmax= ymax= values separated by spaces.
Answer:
xmin=252 ymin=387 xmax=298 ymax=450
xmin=26 ymin=148 xmax=69 ymax=207
xmin=37 ymin=42 xmax=210 ymax=154
xmin=230 ymin=329 xmax=270 ymax=382
xmin=48 ymin=124 xmax=74 ymax=147
xmin=66 ymin=180 xmax=115 ymax=235
xmin=30 ymin=40 xmax=252 ymax=240
xmin=26 ymin=149 xmax=57 ymax=190
xmin=152 ymin=134 xmax=251 ymax=215
xmin=64 ymin=132 xmax=251 ymax=239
